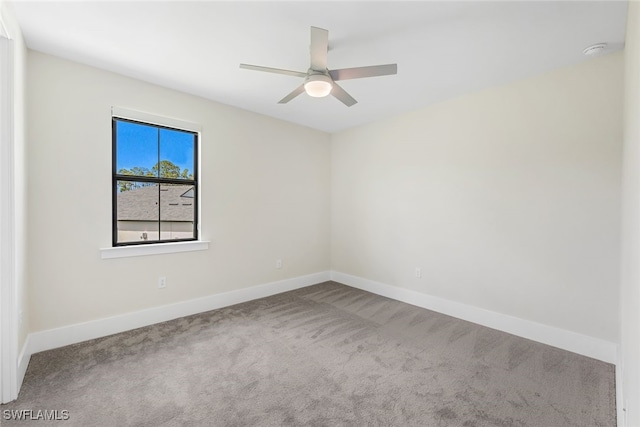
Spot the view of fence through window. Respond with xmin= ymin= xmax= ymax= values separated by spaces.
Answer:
xmin=113 ymin=118 xmax=198 ymax=245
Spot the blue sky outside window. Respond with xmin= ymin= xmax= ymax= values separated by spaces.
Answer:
xmin=116 ymin=120 xmax=195 ymax=179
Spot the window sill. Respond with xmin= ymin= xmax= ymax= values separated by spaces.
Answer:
xmin=100 ymin=240 xmax=210 ymax=259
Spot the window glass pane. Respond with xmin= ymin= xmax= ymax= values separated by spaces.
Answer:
xmin=116 ymin=120 xmax=159 ymax=177
xmin=116 ymin=181 xmax=160 ymax=243
xmin=113 ymin=115 xmax=199 ymax=247
xmin=159 ymin=184 xmax=195 ymax=240
xmin=159 ymin=128 xmax=195 ymax=180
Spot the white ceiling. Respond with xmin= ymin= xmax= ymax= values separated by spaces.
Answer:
xmin=12 ymin=1 xmax=628 ymax=133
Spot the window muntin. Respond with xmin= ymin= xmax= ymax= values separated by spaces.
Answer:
xmin=112 ymin=117 xmax=198 ymax=246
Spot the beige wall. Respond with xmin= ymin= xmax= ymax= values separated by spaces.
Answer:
xmin=331 ymin=52 xmax=623 ymax=343
xmin=27 ymin=51 xmax=331 ymax=331
xmin=621 ymin=2 xmax=640 ymax=425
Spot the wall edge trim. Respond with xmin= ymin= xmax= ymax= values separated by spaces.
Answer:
xmin=616 ymin=345 xmax=625 ymax=427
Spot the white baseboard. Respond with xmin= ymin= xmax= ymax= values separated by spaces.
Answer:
xmin=23 ymin=271 xmax=330 ymax=359
xmin=330 ymin=271 xmax=617 ymax=364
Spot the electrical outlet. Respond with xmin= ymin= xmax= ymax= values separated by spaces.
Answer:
xmin=276 ymin=259 xmax=282 ymax=269
xmin=158 ymin=276 xmax=167 ymax=289
xmin=415 ymin=268 xmax=422 ymax=278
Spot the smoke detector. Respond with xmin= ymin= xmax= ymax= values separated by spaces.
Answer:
xmin=583 ymin=43 xmax=607 ymax=56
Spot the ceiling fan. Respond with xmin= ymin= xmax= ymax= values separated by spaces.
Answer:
xmin=240 ymin=27 xmax=397 ymax=107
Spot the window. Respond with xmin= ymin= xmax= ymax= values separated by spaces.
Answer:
xmin=112 ymin=115 xmax=198 ymax=246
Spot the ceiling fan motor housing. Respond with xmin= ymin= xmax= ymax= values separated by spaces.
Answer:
xmin=304 ymin=73 xmax=333 ymax=98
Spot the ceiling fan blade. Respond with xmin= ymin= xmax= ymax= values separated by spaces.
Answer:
xmin=240 ymin=64 xmax=307 ymax=78
xmin=331 ymin=82 xmax=357 ymax=107
xmin=329 ymin=64 xmax=397 ymax=81
xmin=278 ymin=84 xmax=306 ymax=104
xmin=310 ymin=27 xmax=329 ymax=71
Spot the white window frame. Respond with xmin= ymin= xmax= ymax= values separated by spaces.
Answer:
xmin=100 ymin=107 xmax=208 ymax=259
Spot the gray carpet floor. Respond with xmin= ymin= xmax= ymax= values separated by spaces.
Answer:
xmin=2 ymin=281 xmax=616 ymax=426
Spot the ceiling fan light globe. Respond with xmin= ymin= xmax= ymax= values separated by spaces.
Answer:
xmin=304 ymin=75 xmax=333 ymax=97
